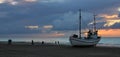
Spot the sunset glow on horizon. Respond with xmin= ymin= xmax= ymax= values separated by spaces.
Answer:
xmin=98 ymin=29 xmax=120 ymax=37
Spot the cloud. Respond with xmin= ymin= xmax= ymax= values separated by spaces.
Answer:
xmin=104 ymin=20 xmax=120 ymax=27
xmin=0 ymin=0 xmax=64 ymax=6
xmin=98 ymin=29 xmax=120 ymax=37
xmin=39 ymin=0 xmax=65 ymax=3
xmin=52 ymin=11 xmax=94 ymax=30
xmin=0 ymin=0 xmax=5 ymax=3
xmin=96 ymin=14 xmax=120 ymax=28
xmin=0 ymin=0 xmax=38 ymax=5
xmin=25 ymin=25 xmax=39 ymax=30
xmin=0 ymin=0 xmax=18 ymax=5
xmin=43 ymin=25 xmax=53 ymax=29
xmin=99 ymin=14 xmax=118 ymax=19
xmin=0 ymin=0 xmax=120 ymax=36
xmin=24 ymin=0 xmax=37 ymax=2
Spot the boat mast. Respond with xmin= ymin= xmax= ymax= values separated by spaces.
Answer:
xmin=79 ymin=9 xmax=82 ymax=38
xmin=93 ymin=14 xmax=96 ymax=31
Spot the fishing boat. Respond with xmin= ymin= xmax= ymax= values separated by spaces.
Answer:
xmin=69 ymin=9 xmax=101 ymax=47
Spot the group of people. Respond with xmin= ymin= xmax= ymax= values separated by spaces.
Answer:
xmin=70 ymin=30 xmax=98 ymax=39
xmin=7 ymin=39 xmax=61 ymax=45
xmin=87 ymin=30 xmax=98 ymax=38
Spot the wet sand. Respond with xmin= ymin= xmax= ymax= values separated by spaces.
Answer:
xmin=0 ymin=44 xmax=120 ymax=57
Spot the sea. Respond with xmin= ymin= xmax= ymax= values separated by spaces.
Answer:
xmin=0 ymin=37 xmax=120 ymax=47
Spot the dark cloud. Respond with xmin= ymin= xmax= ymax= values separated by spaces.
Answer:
xmin=52 ymin=12 xmax=94 ymax=30
xmin=106 ymin=23 xmax=120 ymax=29
xmin=0 ymin=0 xmax=120 ymax=35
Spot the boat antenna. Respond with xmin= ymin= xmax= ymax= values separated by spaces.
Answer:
xmin=93 ymin=13 xmax=96 ymax=31
xmin=79 ymin=9 xmax=82 ymax=38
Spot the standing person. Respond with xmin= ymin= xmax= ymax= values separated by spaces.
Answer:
xmin=87 ymin=30 xmax=92 ymax=39
xmin=31 ymin=40 xmax=34 ymax=45
xmin=42 ymin=41 xmax=44 ymax=44
xmin=58 ymin=41 xmax=59 ymax=45
xmin=8 ymin=39 xmax=12 ymax=45
xmin=55 ymin=41 xmax=56 ymax=45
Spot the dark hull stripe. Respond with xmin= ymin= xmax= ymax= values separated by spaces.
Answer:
xmin=70 ymin=38 xmax=100 ymax=43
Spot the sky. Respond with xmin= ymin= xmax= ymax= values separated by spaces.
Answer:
xmin=0 ymin=0 xmax=120 ymax=38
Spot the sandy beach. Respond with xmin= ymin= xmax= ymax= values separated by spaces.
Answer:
xmin=0 ymin=43 xmax=120 ymax=57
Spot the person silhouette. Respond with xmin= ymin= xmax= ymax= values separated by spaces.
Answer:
xmin=8 ymin=39 xmax=12 ymax=45
xmin=42 ymin=41 xmax=44 ymax=44
xmin=31 ymin=40 xmax=34 ymax=45
xmin=58 ymin=41 xmax=59 ymax=45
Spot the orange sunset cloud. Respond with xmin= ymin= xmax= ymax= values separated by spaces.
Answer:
xmin=97 ymin=14 xmax=120 ymax=27
xmin=99 ymin=14 xmax=119 ymax=19
xmin=98 ymin=29 xmax=120 ymax=37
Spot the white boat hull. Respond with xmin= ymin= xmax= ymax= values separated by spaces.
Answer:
xmin=69 ymin=38 xmax=101 ymax=46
